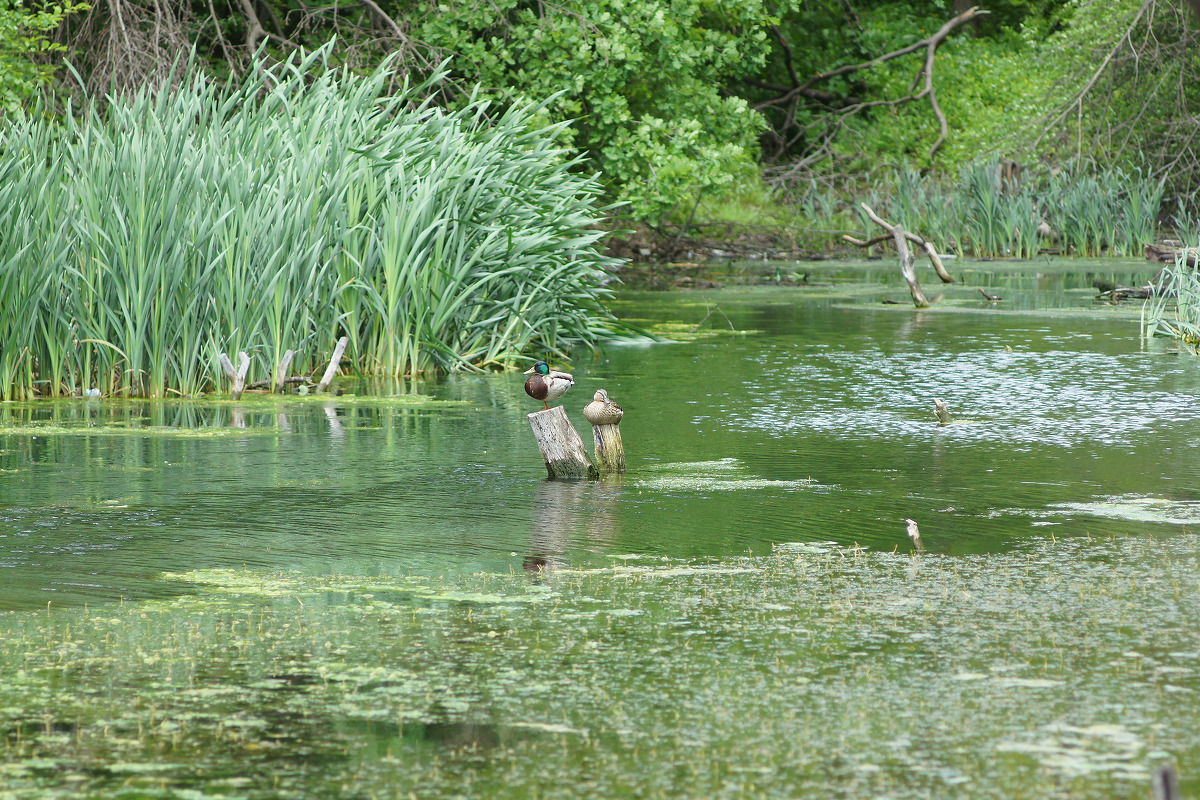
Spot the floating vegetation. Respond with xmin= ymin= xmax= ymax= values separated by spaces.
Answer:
xmin=1046 ymin=495 xmax=1200 ymax=526
xmin=638 ymin=457 xmax=821 ymax=493
xmin=643 ymin=321 xmax=758 ymax=341
xmin=1 ymin=534 xmax=1198 ymax=798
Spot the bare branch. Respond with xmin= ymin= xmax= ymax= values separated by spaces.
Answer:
xmin=760 ymin=6 xmax=990 ymax=183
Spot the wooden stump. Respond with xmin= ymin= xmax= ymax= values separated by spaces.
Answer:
xmin=272 ymin=349 xmax=295 ymax=394
xmin=317 ymin=337 xmax=349 ymax=393
xmin=218 ymin=352 xmax=251 ymax=400
xmin=933 ymin=398 xmax=952 ymax=426
xmin=591 ymin=424 xmax=625 ymax=473
xmin=583 ymin=389 xmax=626 ymax=474
xmin=527 ymin=407 xmax=598 ymax=480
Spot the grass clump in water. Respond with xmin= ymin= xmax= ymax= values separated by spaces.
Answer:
xmin=0 ymin=42 xmax=625 ymax=401
xmin=1 ymin=535 xmax=1198 ymax=798
xmin=1143 ymin=252 xmax=1200 ymax=349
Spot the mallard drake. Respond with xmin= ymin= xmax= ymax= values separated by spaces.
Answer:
xmin=523 ymin=361 xmax=574 ymax=409
xmin=583 ymin=389 xmax=623 ymax=426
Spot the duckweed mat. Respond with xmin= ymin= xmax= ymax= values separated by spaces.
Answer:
xmin=1 ymin=534 xmax=1197 ymax=799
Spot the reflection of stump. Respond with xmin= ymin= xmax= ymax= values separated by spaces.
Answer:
xmin=527 ymin=407 xmax=598 ymax=480
xmin=583 ymin=389 xmax=625 ymax=473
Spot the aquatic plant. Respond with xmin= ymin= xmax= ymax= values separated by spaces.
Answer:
xmin=0 ymin=43 xmax=624 ymax=399
xmin=857 ymin=159 xmax=1162 ymax=260
xmin=1 ymin=535 xmax=1197 ymax=799
xmin=1142 ymin=253 xmax=1200 ymax=348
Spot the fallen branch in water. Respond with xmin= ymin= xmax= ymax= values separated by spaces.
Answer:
xmin=855 ymin=204 xmax=928 ymax=307
xmin=844 ymin=230 xmax=955 ymax=284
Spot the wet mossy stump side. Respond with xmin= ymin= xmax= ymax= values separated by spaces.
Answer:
xmin=583 ymin=391 xmax=626 ymax=474
xmin=590 ymin=423 xmax=625 ymax=473
xmin=527 ymin=407 xmax=599 ymax=480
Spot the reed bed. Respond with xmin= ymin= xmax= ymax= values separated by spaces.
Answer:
xmin=794 ymin=159 xmax=1164 ymax=260
xmin=0 ymin=45 xmax=623 ymax=400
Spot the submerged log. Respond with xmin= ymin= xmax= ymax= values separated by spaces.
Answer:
xmin=1095 ymin=284 xmax=1158 ymax=301
xmin=218 ymin=351 xmax=251 ymax=400
xmin=527 ymin=407 xmax=598 ymax=480
xmin=317 ymin=336 xmax=350 ymax=394
xmin=583 ymin=389 xmax=626 ymax=473
xmin=246 ymin=376 xmax=314 ymax=391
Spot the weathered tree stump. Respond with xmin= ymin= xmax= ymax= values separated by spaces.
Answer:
xmin=272 ymin=349 xmax=295 ymax=394
xmin=933 ymin=398 xmax=952 ymax=426
xmin=905 ymin=518 xmax=925 ymax=552
xmin=218 ymin=352 xmax=251 ymax=400
xmin=317 ymin=336 xmax=349 ymax=393
xmin=527 ymin=407 xmax=598 ymax=480
xmin=583 ymin=389 xmax=625 ymax=473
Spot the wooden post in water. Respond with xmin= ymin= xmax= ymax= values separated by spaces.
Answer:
xmin=272 ymin=349 xmax=295 ymax=394
xmin=933 ymin=398 xmax=952 ymax=426
xmin=584 ymin=389 xmax=625 ymax=473
xmin=218 ymin=351 xmax=251 ymax=400
xmin=527 ymin=407 xmax=598 ymax=480
xmin=1152 ymin=763 xmax=1180 ymax=800
xmin=317 ymin=337 xmax=349 ymax=393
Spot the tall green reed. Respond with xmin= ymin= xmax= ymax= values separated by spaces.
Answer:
xmin=859 ymin=158 xmax=1161 ymax=260
xmin=1143 ymin=253 xmax=1200 ymax=348
xmin=0 ymin=43 xmax=625 ymax=399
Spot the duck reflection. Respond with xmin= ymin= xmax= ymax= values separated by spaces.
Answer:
xmin=525 ymin=477 xmax=623 ymax=573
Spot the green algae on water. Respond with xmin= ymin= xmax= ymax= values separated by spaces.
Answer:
xmin=1 ymin=534 xmax=1198 ymax=799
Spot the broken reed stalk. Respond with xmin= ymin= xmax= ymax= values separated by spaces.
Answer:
xmin=527 ymin=406 xmax=599 ymax=480
xmin=218 ymin=352 xmax=251 ymax=400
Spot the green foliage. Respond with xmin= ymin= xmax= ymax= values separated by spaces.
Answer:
xmin=0 ymin=0 xmax=85 ymax=113
xmin=1143 ymin=257 xmax=1200 ymax=349
xmin=841 ymin=158 xmax=1163 ymax=259
xmin=412 ymin=0 xmax=778 ymax=222
xmin=0 ymin=43 xmax=627 ymax=399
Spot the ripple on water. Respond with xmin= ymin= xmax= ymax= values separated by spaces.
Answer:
xmin=722 ymin=345 xmax=1200 ymax=450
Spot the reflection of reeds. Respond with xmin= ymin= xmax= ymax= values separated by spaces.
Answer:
xmin=0 ymin=45 xmax=622 ymax=400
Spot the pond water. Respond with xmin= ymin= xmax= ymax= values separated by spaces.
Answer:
xmin=2 ymin=258 xmax=1199 ymax=798
xmin=0 ymin=259 xmax=1190 ymax=606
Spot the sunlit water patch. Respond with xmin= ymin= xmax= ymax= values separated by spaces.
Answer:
xmin=725 ymin=340 xmax=1200 ymax=450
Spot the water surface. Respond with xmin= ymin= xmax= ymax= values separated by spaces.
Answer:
xmin=2 ymin=258 xmax=1199 ymax=799
xmin=0 ymin=259 xmax=1191 ymax=607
